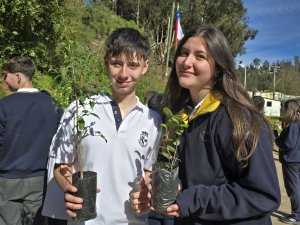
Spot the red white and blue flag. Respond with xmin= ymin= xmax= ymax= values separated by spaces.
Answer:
xmin=175 ymin=9 xmax=184 ymax=45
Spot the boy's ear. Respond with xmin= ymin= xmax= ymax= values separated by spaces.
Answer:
xmin=15 ymin=72 xmax=22 ymax=83
xmin=141 ymin=60 xmax=149 ymax=75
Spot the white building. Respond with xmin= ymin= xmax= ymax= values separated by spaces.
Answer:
xmin=263 ymin=98 xmax=281 ymax=117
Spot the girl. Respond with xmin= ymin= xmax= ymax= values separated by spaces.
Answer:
xmin=131 ymin=24 xmax=280 ymax=225
xmin=276 ymin=99 xmax=300 ymax=224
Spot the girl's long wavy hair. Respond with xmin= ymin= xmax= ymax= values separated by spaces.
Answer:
xmin=281 ymin=99 xmax=300 ymax=129
xmin=163 ymin=24 xmax=270 ymax=167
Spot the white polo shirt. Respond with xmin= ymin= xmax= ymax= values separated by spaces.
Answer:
xmin=44 ymin=93 xmax=161 ymax=225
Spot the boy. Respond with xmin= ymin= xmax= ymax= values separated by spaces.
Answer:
xmin=0 ymin=56 xmax=63 ymax=225
xmin=52 ymin=27 xmax=161 ymax=225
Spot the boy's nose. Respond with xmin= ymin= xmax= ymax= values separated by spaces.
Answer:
xmin=119 ymin=66 xmax=129 ymax=78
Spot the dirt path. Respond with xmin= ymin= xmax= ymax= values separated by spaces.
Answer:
xmin=271 ymin=149 xmax=291 ymax=225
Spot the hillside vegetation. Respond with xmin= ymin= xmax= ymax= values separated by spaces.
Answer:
xmin=4 ymin=0 xmax=299 ymax=107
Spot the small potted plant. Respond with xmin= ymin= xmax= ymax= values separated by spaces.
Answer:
xmin=71 ymin=74 xmax=106 ymax=222
xmin=151 ymin=107 xmax=188 ymax=211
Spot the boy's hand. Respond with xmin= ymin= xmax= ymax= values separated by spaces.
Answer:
xmin=130 ymin=178 xmax=151 ymax=213
xmin=64 ymin=184 xmax=82 ymax=219
xmin=64 ymin=184 xmax=101 ymax=220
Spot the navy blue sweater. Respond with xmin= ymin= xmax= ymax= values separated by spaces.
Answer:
xmin=0 ymin=92 xmax=63 ymax=178
xmin=276 ymin=121 xmax=300 ymax=165
xmin=175 ymin=104 xmax=280 ymax=225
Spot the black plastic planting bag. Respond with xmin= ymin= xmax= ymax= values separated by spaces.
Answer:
xmin=72 ymin=171 xmax=97 ymax=222
xmin=151 ymin=163 xmax=179 ymax=211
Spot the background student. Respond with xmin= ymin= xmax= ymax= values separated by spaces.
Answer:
xmin=0 ymin=56 xmax=63 ymax=225
xmin=275 ymin=99 xmax=300 ymax=224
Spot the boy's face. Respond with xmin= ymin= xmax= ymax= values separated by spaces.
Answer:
xmin=106 ymin=53 xmax=148 ymax=97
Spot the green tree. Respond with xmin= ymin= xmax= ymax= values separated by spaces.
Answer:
xmin=108 ymin=0 xmax=257 ymax=58
xmin=0 ymin=0 xmax=65 ymax=73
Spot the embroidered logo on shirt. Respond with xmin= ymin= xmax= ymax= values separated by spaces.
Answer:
xmin=138 ymin=131 xmax=149 ymax=147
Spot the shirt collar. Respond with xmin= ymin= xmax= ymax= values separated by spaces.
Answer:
xmin=97 ymin=92 xmax=144 ymax=111
xmin=17 ymin=88 xmax=39 ymax=93
xmin=183 ymin=93 xmax=221 ymax=122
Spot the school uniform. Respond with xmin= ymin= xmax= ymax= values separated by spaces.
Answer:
xmin=0 ymin=89 xmax=63 ymax=225
xmin=48 ymin=93 xmax=161 ymax=225
xmin=276 ymin=121 xmax=300 ymax=221
xmin=174 ymin=94 xmax=280 ymax=225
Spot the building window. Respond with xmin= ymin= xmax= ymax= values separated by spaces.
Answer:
xmin=267 ymin=101 xmax=272 ymax=107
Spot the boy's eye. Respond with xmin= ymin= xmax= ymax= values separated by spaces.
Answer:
xmin=110 ymin=61 xmax=122 ymax=67
xmin=128 ymin=62 xmax=140 ymax=68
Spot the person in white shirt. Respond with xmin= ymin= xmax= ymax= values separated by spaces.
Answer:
xmin=51 ymin=27 xmax=161 ymax=225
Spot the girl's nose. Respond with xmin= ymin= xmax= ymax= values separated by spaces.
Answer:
xmin=182 ymin=55 xmax=193 ymax=68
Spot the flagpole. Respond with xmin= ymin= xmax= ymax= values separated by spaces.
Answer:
xmin=165 ymin=2 xmax=175 ymax=78
xmin=175 ymin=3 xmax=179 ymax=51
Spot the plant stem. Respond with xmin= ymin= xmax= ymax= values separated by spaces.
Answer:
xmin=73 ymin=65 xmax=84 ymax=179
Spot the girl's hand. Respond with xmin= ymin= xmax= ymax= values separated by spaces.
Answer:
xmin=164 ymin=203 xmax=181 ymax=217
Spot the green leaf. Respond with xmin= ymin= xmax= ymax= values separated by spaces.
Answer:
xmin=160 ymin=123 xmax=167 ymax=128
xmin=89 ymin=101 xmax=95 ymax=108
xmin=173 ymin=139 xmax=180 ymax=146
xmin=90 ymin=112 xmax=100 ymax=119
xmin=166 ymin=145 xmax=176 ymax=152
xmin=161 ymin=151 xmax=171 ymax=160
xmin=175 ymin=128 xmax=185 ymax=135
xmin=77 ymin=117 xmax=85 ymax=130
xmin=79 ymin=96 xmax=86 ymax=104
xmin=162 ymin=107 xmax=173 ymax=118
xmin=171 ymin=116 xmax=180 ymax=124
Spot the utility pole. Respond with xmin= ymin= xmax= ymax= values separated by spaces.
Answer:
xmin=239 ymin=63 xmax=247 ymax=89
xmin=244 ymin=66 xmax=247 ymax=89
xmin=271 ymin=65 xmax=280 ymax=100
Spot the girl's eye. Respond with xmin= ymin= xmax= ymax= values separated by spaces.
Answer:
xmin=195 ymin=54 xmax=206 ymax=60
xmin=179 ymin=51 xmax=188 ymax=57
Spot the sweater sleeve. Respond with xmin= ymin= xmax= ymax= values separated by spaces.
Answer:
xmin=0 ymin=102 xmax=6 ymax=148
xmin=176 ymin=115 xmax=281 ymax=221
xmin=275 ymin=124 xmax=299 ymax=152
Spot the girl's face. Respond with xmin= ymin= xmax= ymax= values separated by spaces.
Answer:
xmin=176 ymin=36 xmax=215 ymax=102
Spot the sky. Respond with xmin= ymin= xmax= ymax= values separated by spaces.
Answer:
xmin=236 ymin=0 xmax=300 ymax=65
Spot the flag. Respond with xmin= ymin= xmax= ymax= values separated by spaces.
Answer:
xmin=175 ymin=9 xmax=184 ymax=45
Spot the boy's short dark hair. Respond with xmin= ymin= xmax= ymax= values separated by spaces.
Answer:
xmin=2 ymin=56 xmax=35 ymax=79
xmin=252 ymin=96 xmax=265 ymax=112
xmin=104 ymin=27 xmax=151 ymax=62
